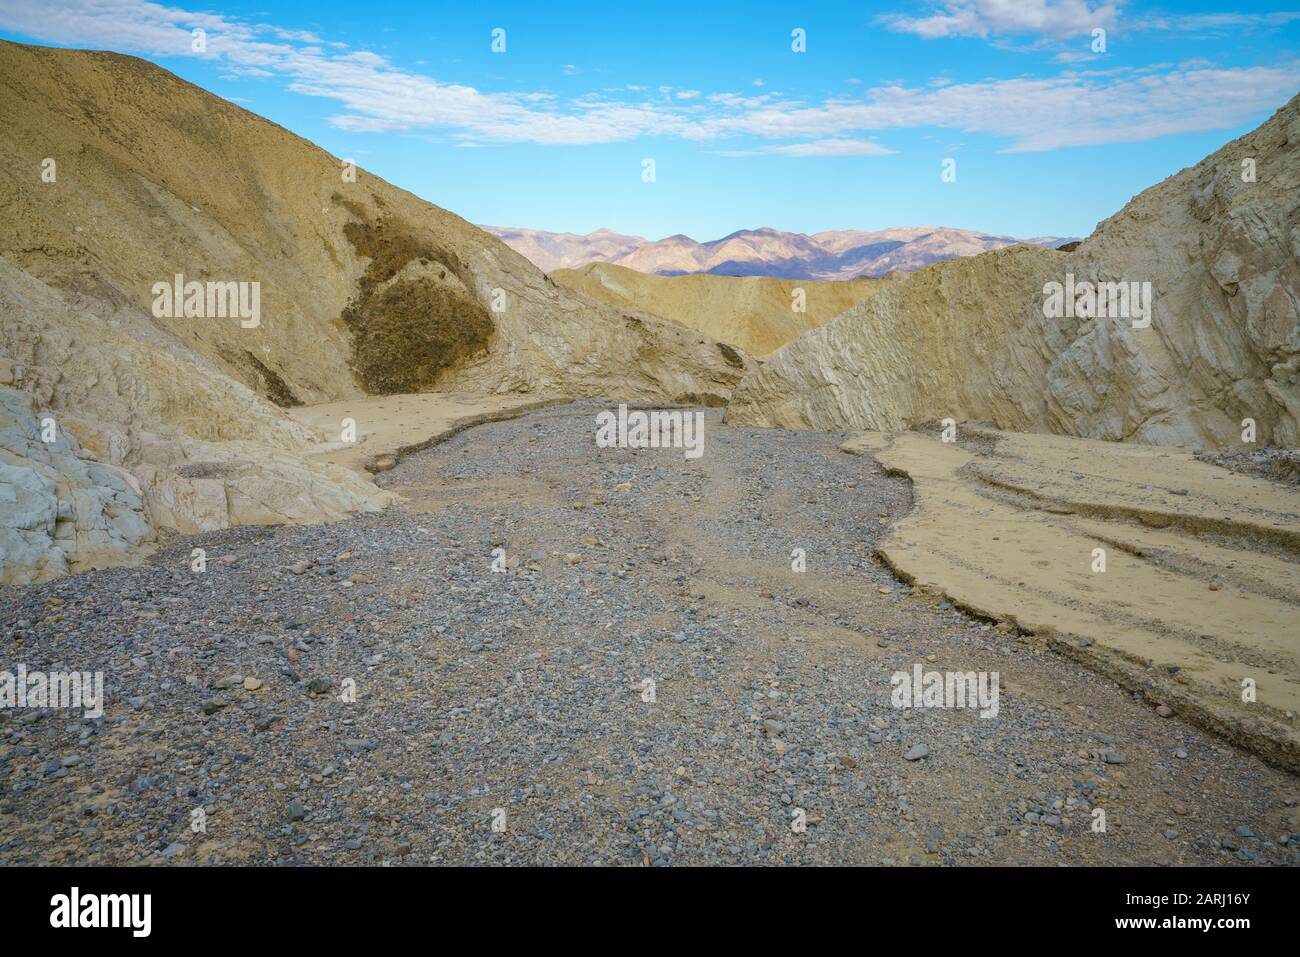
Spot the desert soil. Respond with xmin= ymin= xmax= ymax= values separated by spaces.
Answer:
xmin=1 ymin=402 xmax=1296 ymax=865
xmin=844 ymin=428 xmax=1300 ymax=772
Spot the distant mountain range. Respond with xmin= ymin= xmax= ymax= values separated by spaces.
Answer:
xmin=482 ymin=225 xmax=1079 ymax=281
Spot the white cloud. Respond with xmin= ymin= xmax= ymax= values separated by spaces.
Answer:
xmin=1131 ymin=11 xmax=1300 ymax=32
xmin=708 ymin=65 xmax=1300 ymax=151
xmin=0 ymin=0 xmax=1295 ymax=154
xmin=882 ymin=0 xmax=1120 ymax=40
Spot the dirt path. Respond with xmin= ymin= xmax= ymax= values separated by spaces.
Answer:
xmin=1 ymin=403 xmax=1296 ymax=865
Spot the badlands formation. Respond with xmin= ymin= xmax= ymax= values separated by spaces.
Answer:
xmin=0 ymin=40 xmax=747 ymax=584
xmin=727 ymin=91 xmax=1300 ymax=768
xmin=551 ymin=262 xmax=880 ymax=356
xmin=726 ymin=91 xmax=1300 ymax=449
xmin=0 ymin=39 xmax=1296 ymax=783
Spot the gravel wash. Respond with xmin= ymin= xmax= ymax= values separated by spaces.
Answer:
xmin=2 ymin=402 xmax=1296 ymax=865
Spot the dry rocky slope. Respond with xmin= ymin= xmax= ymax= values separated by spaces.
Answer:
xmin=487 ymin=224 xmax=1073 ymax=280
xmin=0 ymin=40 xmax=749 ymax=583
xmin=551 ymin=262 xmax=880 ymax=356
xmin=727 ymin=92 xmax=1300 ymax=451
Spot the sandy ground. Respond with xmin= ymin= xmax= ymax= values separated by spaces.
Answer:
xmin=843 ymin=427 xmax=1300 ymax=772
xmin=289 ymin=393 xmax=568 ymax=475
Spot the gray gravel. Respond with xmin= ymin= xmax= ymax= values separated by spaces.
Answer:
xmin=1 ymin=402 xmax=1296 ymax=865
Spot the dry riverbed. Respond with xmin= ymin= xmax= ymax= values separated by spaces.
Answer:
xmin=1 ymin=403 xmax=1296 ymax=865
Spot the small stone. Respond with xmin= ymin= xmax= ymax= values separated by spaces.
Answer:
xmin=288 ymin=799 xmax=307 ymax=822
xmin=1102 ymin=750 xmax=1127 ymax=765
xmin=1155 ymin=704 xmax=1172 ymax=717
xmin=243 ymin=676 xmax=263 ymax=692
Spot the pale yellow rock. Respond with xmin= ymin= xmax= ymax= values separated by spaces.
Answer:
xmin=842 ymin=428 xmax=1300 ymax=770
xmin=552 ymin=262 xmax=879 ymax=357
xmin=729 ymin=94 xmax=1300 ymax=450
xmin=289 ymin=393 xmax=567 ymax=475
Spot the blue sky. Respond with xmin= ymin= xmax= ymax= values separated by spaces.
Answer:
xmin=2 ymin=1 xmax=1298 ymax=240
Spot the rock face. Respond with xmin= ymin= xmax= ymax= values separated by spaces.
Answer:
xmin=726 ymin=244 xmax=1066 ymax=432
xmin=551 ymin=262 xmax=880 ymax=356
xmin=0 ymin=255 xmax=395 ymax=551
xmin=0 ymin=388 xmax=152 ymax=584
xmin=728 ymin=94 xmax=1300 ymax=449
xmin=0 ymin=39 xmax=750 ymax=582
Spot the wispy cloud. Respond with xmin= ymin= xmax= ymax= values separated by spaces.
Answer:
xmin=881 ymin=0 xmax=1119 ymax=40
xmin=0 ymin=0 xmax=1295 ymax=153
xmin=1130 ymin=11 xmax=1300 ymax=32
xmin=881 ymin=1 xmax=1300 ymax=42
xmin=713 ymin=66 xmax=1300 ymax=151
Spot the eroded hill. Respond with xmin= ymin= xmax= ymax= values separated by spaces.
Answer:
xmin=0 ymin=39 xmax=750 ymax=582
xmin=551 ymin=262 xmax=880 ymax=356
xmin=726 ymin=93 xmax=1300 ymax=451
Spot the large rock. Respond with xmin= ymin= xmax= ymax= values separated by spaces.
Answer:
xmin=727 ymin=94 xmax=1300 ymax=449
xmin=0 ymin=388 xmax=152 ymax=584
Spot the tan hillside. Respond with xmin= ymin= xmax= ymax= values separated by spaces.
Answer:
xmin=552 ymin=262 xmax=880 ymax=356
xmin=727 ymin=93 xmax=1300 ymax=450
xmin=0 ymin=40 xmax=749 ymax=406
xmin=0 ymin=39 xmax=752 ymax=582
